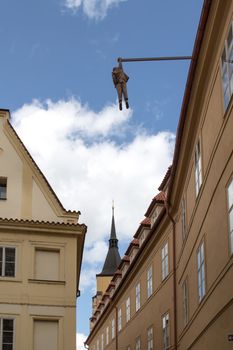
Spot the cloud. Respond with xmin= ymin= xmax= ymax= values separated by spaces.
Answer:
xmin=76 ymin=332 xmax=87 ymax=350
xmin=64 ymin=0 xmax=127 ymax=20
xmin=12 ymin=98 xmax=175 ymax=290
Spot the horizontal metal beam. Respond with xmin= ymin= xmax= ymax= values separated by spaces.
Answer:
xmin=117 ymin=56 xmax=192 ymax=63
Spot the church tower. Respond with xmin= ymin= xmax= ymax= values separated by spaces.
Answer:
xmin=92 ymin=203 xmax=121 ymax=316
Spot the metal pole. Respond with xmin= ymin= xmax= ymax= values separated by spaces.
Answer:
xmin=117 ymin=56 xmax=192 ymax=63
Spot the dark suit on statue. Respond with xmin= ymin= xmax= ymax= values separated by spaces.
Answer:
xmin=112 ymin=67 xmax=129 ymax=110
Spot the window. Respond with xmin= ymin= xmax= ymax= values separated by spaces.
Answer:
xmin=147 ymin=326 xmax=153 ymax=350
xmin=161 ymin=243 xmax=169 ymax=280
xmin=194 ymin=140 xmax=202 ymax=196
xmin=135 ymin=337 xmax=141 ymax=350
xmin=227 ymin=178 xmax=233 ymax=253
xmin=151 ymin=208 xmax=158 ymax=227
xmin=135 ymin=283 xmax=141 ymax=312
xmin=147 ymin=265 xmax=153 ymax=298
xmin=181 ymin=198 xmax=187 ymax=240
xmin=197 ymin=241 xmax=206 ymax=302
xmin=96 ymin=339 xmax=100 ymax=350
xmin=162 ymin=313 xmax=169 ymax=350
xmin=0 ymin=318 xmax=14 ymax=350
xmin=139 ymin=231 xmax=146 ymax=246
xmin=111 ymin=318 xmax=115 ymax=339
xmin=118 ymin=308 xmax=122 ymax=332
xmin=106 ymin=326 xmax=109 ymax=346
xmin=182 ymin=278 xmax=189 ymax=326
xmin=0 ymin=178 xmax=7 ymax=200
xmin=221 ymin=23 xmax=233 ymax=109
xmin=0 ymin=247 xmax=16 ymax=277
xmin=35 ymin=248 xmax=59 ymax=280
xmin=101 ymin=333 xmax=104 ymax=350
xmin=126 ymin=297 xmax=130 ymax=322
xmin=34 ymin=320 xmax=58 ymax=350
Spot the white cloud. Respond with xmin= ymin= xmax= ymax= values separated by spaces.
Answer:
xmin=83 ymin=240 xmax=108 ymax=264
xmin=76 ymin=332 xmax=87 ymax=350
xmin=12 ymin=98 xmax=175 ymax=290
xmin=64 ymin=0 xmax=127 ymax=20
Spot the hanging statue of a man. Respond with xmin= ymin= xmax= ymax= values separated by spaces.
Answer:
xmin=112 ymin=62 xmax=129 ymax=111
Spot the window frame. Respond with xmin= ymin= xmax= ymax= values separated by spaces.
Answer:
xmin=147 ymin=325 xmax=153 ymax=350
xmin=135 ymin=336 xmax=141 ymax=350
xmin=111 ymin=318 xmax=115 ymax=339
xmin=147 ymin=265 xmax=153 ymax=298
xmin=197 ymin=241 xmax=206 ymax=302
xmin=106 ymin=326 xmax=109 ymax=346
xmin=118 ymin=308 xmax=122 ymax=332
xmin=0 ymin=317 xmax=15 ymax=350
xmin=181 ymin=197 xmax=187 ymax=240
xmin=162 ymin=312 xmax=170 ymax=350
xmin=0 ymin=177 xmax=7 ymax=200
xmin=135 ymin=282 xmax=141 ymax=312
xmin=0 ymin=246 xmax=16 ymax=278
xmin=194 ymin=139 xmax=202 ymax=197
xmin=101 ymin=333 xmax=104 ymax=350
xmin=227 ymin=177 xmax=233 ymax=254
xmin=126 ymin=297 xmax=130 ymax=322
xmin=221 ymin=22 xmax=233 ymax=110
xmin=161 ymin=242 xmax=169 ymax=281
xmin=182 ymin=278 xmax=189 ymax=327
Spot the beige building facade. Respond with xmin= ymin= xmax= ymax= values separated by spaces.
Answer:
xmin=0 ymin=110 xmax=86 ymax=349
xmin=86 ymin=0 xmax=233 ymax=349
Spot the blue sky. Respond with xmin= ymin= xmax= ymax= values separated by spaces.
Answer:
xmin=1 ymin=0 xmax=203 ymax=348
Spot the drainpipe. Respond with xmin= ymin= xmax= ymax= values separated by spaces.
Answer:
xmin=162 ymin=192 xmax=178 ymax=350
xmin=115 ymin=306 xmax=118 ymax=350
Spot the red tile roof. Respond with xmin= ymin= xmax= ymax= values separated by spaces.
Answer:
xmin=158 ymin=165 xmax=172 ymax=191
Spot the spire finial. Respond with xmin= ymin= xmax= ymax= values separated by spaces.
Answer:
xmin=112 ymin=200 xmax=114 ymax=217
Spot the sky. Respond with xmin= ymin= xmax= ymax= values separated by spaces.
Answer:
xmin=0 ymin=0 xmax=203 ymax=348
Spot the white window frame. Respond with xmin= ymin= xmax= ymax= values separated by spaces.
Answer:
xmin=135 ymin=283 xmax=141 ymax=312
xmin=161 ymin=242 xmax=169 ymax=280
xmin=0 ymin=246 xmax=16 ymax=277
xmin=101 ymin=333 xmax=104 ymax=350
xmin=197 ymin=241 xmax=206 ymax=302
xmin=181 ymin=198 xmax=187 ymax=240
xmin=194 ymin=140 xmax=202 ymax=197
xmin=221 ymin=22 xmax=233 ymax=110
xmin=135 ymin=337 xmax=141 ymax=350
xmin=162 ymin=313 xmax=169 ymax=350
xmin=0 ymin=317 xmax=15 ymax=350
xmin=126 ymin=297 xmax=130 ymax=322
xmin=147 ymin=326 xmax=153 ymax=350
xmin=147 ymin=265 xmax=153 ymax=298
xmin=111 ymin=318 xmax=115 ymax=339
xmin=227 ymin=177 xmax=233 ymax=254
xmin=182 ymin=278 xmax=189 ymax=326
xmin=106 ymin=326 xmax=109 ymax=346
xmin=118 ymin=308 xmax=122 ymax=332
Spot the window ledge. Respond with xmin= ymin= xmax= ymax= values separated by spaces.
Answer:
xmin=0 ymin=277 xmax=22 ymax=282
xmin=28 ymin=279 xmax=65 ymax=285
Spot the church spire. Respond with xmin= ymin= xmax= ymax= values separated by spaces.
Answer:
xmin=99 ymin=202 xmax=121 ymax=276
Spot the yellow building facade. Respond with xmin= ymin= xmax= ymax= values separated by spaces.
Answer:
xmin=86 ymin=0 xmax=233 ymax=349
xmin=0 ymin=109 xmax=86 ymax=349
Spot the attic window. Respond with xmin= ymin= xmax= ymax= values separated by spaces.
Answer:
xmin=0 ymin=178 xmax=7 ymax=200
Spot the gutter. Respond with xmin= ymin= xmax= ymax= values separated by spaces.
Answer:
xmin=167 ymin=0 xmax=212 ymax=204
xmin=162 ymin=191 xmax=177 ymax=350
